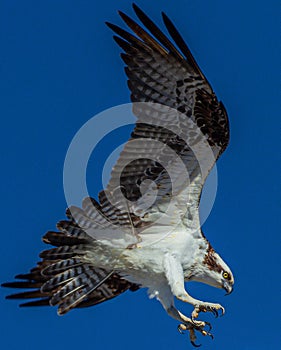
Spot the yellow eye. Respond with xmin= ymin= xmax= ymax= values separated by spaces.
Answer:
xmin=223 ymin=272 xmax=229 ymax=279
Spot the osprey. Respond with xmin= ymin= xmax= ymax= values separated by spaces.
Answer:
xmin=2 ymin=4 xmax=234 ymax=347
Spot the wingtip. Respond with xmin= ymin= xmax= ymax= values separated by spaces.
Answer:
xmin=161 ymin=11 xmax=177 ymax=34
xmin=132 ymin=2 xmax=138 ymax=9
xmin=2 ymin=279 xmax=24 ymax=288
xmin=118 ymin=10 xmax=126 ymax=19
xmin=1 ymin=282 xmax=10 ymax=288
xmin=118 ymin=10 xmax=136 ymax=27
xmin=5 ymin=294 xmax=14 ymax=299
xmin=105 ymin=21 xmax=112 ymax=29
xmin=106 ymin=19 xmax=124 ymax=32
xmin=132 ymin=3 xmax=153 ymax=25
xmin=5 ymin=293 xmax=21 ymax=300
xmin=132 ymin=3 xmax=142 ymax=14
xmin=113 ymin=35 xmax=130 ymax=51
xmin=19 ymin=299 xmax=50 ymax=307
xmin=14 ymin=274 xmax=27 ymax=279
xmin=161 ymin=11 xmax=171 ymax=26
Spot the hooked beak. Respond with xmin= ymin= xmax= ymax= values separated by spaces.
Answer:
xmin=223 ymin=281 xmax=233 ymax=296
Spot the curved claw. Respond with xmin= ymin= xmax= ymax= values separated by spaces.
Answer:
xmin=201 ymin=329 xmax=214 ymax=339
xmin=191 ymin=341 xmax=201 ymax=348
xmin=177 ymin=324 xmax=185 ymax=334
xmin=191 ymin=316 xmax=197 ymax=323
xmin=211 ymin=308 xmax=218 ymax=318
xmin=219 ymin=307 xmax=225 ymax=317
xmin=191 ymin=318 xmax=198 ymax=326
xmin=178 ymin=318 xmax=214 ymax=347
xmin=204 ymin=330 xmax=214 ymax=340
xmin=204 ymin=321 xmax=212 ymax=332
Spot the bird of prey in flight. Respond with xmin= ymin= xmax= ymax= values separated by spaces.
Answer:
xmin=3 ymin=3 xmax=234 ymax=347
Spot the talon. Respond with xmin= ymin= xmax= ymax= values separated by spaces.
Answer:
xmin=178 ymin=324 xmax=187 ymax=334
xmin=178 ymin=327 xmax=184 ymax=334
xmin=212 ymin=308 xmax=218 ymax=318
xmin=219 ymin=307 xmax=225 ymax=317
xmin=204 ymin=321 xmax=212 ymax=332
xmin=191 ymin=318 xmax=198 ymax=325
xmin=191 ymin=341 xmax=201 ymax=348
xmin=178 ymin=310 xmax=215 ymax=346
xmin=203 ymin=330 xmax=214 ymax=340
xmin=190 ymin=319 xmax=205 ymax=328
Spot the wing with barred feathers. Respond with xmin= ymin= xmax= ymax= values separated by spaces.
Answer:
xmin=105 ymin=4 xmax=229 ymax=232
xmin=2 ymin=212 xmax=139 ymax=315
xmin=2 ymin=192 xmax=141 ymax=314
xmin=3 ymin=264 xmax=138 ymax=315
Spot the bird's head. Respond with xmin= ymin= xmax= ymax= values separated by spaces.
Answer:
xmin=191 ymin=245 xmax=234 ymax=294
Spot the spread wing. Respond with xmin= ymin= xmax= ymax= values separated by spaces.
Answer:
xmin=2 ymin=215 xmax=139 ymax=315
xmin=104 ymin=4 xmax=229 ymax=235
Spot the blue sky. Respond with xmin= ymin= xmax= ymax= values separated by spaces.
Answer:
xmin=0 ymin=1 xmax=280 ymax=349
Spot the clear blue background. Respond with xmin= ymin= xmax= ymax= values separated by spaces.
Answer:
xmin=1 ymin=1 xmax=280 ymax=349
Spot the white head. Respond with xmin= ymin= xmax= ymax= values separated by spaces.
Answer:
xmin=190 ymin=246 xmax=234 ymax=294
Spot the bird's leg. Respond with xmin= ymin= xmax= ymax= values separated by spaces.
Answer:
xmin=157 ymin=286 xmax=213 ymax=347
xmin=163 ymin=253 xmax=225 ymax=320
xmin=167 ymin=305 xmax=213 ymax=347
xmin=176 ymin=293 xmax=225 ymax=320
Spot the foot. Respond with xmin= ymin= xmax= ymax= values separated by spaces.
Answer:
xmin=178 ymin=319 xmax=213 ymax=347
xmin=191 ymin=302 xmax=225 ymax=320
